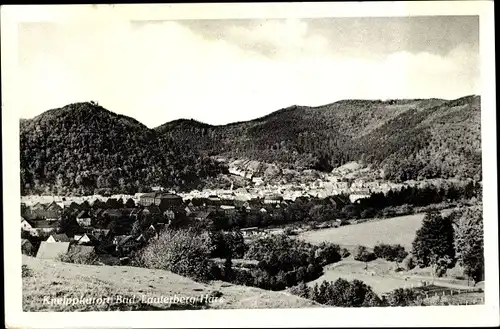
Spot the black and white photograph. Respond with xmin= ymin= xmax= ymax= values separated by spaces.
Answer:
xmin=2 ymin=2 xmax=498 ymax=328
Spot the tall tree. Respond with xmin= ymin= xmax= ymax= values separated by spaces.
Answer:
xmin=454 ymin=208 xmax=484 ymax=284
xmin=412 ymin=211 xmax=456 ymax=272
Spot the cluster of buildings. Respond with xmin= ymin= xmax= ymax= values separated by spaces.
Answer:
xmin=20 ymin=191 xmax=306 ymax=261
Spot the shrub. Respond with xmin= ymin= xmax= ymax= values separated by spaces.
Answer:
xmin=401 ymin=254 xmax=416 ymax=271
xmin=373 ymin=243 xmax=408 ymax=267
xmin=58 ymin=250 xmax=99 ymax=265
xmin=209 ymin=290 xmax=223 ymax=298
xmin=22 ymin=264 xmax=33 ymax=278
xmin=340 ymin=247 xmax=351 ymax=258
xmin=353 ymin=245 xmax=376 ymax=262
xmin=302 ymin=279 xmax=384 ymax=307
xmin=384 ymin=288 xmax=425 ymax=306
xmin=136 ymin=228 xmax=212 ymax=282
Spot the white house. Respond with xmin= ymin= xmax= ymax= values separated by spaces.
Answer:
xmin=21 ymin=219 xmax=33 ymax=231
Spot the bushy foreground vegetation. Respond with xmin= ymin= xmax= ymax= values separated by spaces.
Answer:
xmin=134 ymin=228 xmax=345 ymax=290
xmin=135 ymin=228 xmax=213 ymax=282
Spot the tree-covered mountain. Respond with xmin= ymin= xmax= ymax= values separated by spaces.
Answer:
xmin=20 ymin=102 xmax=225 ymax=195
xmin=155 ymin=95 xmax=481 ymax=181
xmin=20 ymin=95 xmax=481 ymax=195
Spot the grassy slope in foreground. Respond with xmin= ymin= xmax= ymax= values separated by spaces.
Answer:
xmin=22 ymin=256 xmax=318 ymax=311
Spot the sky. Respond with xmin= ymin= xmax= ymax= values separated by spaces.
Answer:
xmin=17 ymin=16 xmax=479 ymax=128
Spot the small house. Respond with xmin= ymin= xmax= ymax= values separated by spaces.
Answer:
xmin=241 ymin=227 xmax=260 ymax=238
xmin=349 ymin=191 xmax=371 ymax=204
xmin=76 ymin=210 xmax=92 ymax=227
xmin=220 ymin=204 xmax=236 ymax=214
xmin=30 ymin=220 xmax=59 ymax=236
xmin=21 ymin=219 xmax=33 ymax=231
xmin=164 ymin=210 xmax=175 ymax=221
xmin=184 ymin=206 xmax=196 ymax=216
xmin=36 ymin=241 xmax=70 ymax=260
xmin=92 ymin=229 xmax=112 ymax=241
xmin=264 ymin=194 xmax=283 ymax=205
xmin=75 ymin=233 xmax=98 ymax=246
xmin=194 ymin=210 xmax=214 ymax=222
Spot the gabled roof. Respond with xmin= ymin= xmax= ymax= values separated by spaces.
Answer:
xmin=50 ymin=233 xmax=70 ymax=242
xmin=94 ymin=208 xmax=105 ymax=216
xmin=32 ymin=202 xmax=46 ymax=209
xmin=92 ymin=229 xmax=111 ymax=239
xmin=46 ymin=201 xmax=63 ymax=211
xmin=130 ymin=208 xmax=143 ymax=216
xmin=118 ymin=235 xmax=136 ymax=246
xmin=36 ymin=241 xmax=70 ymax=260
xmin=21 ymin=239 xmax=33 ymax=247
xmin=103 ymin=209 xmax=122 ymax=217
xmin=194 ymin=210 xmax=214 ymax=220
xmin=78 ymin=233 xmax=98 ymax=242
xmin=76 ymin=210 xmax=91 ymax=219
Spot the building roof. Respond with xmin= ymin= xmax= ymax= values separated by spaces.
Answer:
xmin=77 ymin=233 xmax=98 ymax=243
xmin=50 ymin=234 xmax=70 ymax=242
xmin=140 ymin=192 xmax=157 ymax=198
xmin=117 ymin=235 xmax=135 ymax=246
xmin=194 ymin=211 xmax=214 ymax=220
xmin=36 ymin=241 xmax=70 ymax=260
xmin=157 ymin=193 xmax=182 ymax=200
xmin=130 ymin=208 xmax=142 ymax=216
xmin=31 ymin=220 xmax=58 ymax=229
xmin=76 ymin=210 xmax=91 ymax=219
xmin=103 ymin=209 xmax=122 ymax=217
xmin=21 ymin=239 xmax=32 ymax=247
xmin=92 ymin=229 xmax=111 ymax=240
xmin=140 ymin=192 xmax=182 ymax=200
xmin=46 ymin=201 xmax=63 ymax=210
xmin=265 ymin=194 xmax=284 ymax=200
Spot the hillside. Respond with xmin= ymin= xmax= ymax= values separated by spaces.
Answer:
xmin=20 ymin=96 xmax=481 ymax=195
xmin=155 ymin=95 xmax=481 ymax=181
xmin=20 ymin=102 xmax=225 ymax=195
xmin=22 ymin=255 xmax=318 ymax=311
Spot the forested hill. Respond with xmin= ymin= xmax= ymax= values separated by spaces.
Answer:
xmin=20 ymin=95 xmax=481 ymax=195
xmin=155 ymin=95 xmax=481 ymax=182
xmin=20 ymin=102 xmax=225 ymax=195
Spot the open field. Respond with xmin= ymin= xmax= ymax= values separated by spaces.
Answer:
xmin=307 ymin=258 xmax=482 ymax=298
xmin=307 ymin=258 xmax=423 ymax=294
xmin=22 ymin=255 xmax=319 ymax=311
xmin=298 ymin=213 xmax=427 ymax=250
